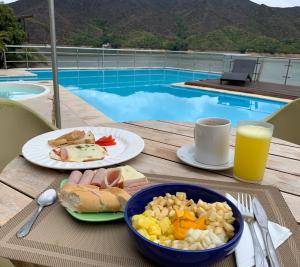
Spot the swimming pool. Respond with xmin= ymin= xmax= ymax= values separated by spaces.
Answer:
xmin=0 ymin=82 xmax=49 ymax=100
xmin=0 ymin=68 xmax=285 ymax=126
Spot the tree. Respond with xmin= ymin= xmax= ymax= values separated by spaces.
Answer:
xmin=0 ymin=4 xmax=26 ymax=50
xmin=123 ymin=31 xmax=163 ymax=49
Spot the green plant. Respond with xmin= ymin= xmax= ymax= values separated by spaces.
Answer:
xmin=0 ymin=3 xmax=26 ymax=67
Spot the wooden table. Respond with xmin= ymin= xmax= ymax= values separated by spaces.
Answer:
xmin=0 ymin=120 xmax=299 ymax=266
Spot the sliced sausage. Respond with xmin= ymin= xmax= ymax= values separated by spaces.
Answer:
xmin=79 ymin=170 xmax=95 ymax=185
xmin=91 ymin=168 xmax=107 ymax=188
xmin=68 ymin=170 xmax=82 ymax=184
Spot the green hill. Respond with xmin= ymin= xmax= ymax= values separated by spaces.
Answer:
xmin=10 ymin=0 xmax=300 ymax=53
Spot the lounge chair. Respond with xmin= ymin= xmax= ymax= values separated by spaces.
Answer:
xmin=265 ymin=98 xmax=300 ymax=145
xmin=220 ymin=59 xmax=257 ymax=85
xmin=0 ymin=99 xmax=56 ymax=171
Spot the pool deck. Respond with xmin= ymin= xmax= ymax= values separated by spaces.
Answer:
xmin=19 ymin=81 xmax=113 ymax=128
xmin=185 ymin=79 xmax=300 ymax=100
xmin=0 ymin=69 xmax=35 ymax=77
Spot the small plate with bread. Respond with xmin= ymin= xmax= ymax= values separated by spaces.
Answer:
xmin=22 ymin=127 xmax=144 ymax=170
xmin=59 ymin=180 xmax=125 ymax=222
xmin=58 ymin=165 xmax=151 ymax=222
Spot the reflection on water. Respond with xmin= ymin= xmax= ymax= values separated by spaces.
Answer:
xmin=72 ymin=87 xmax=283 ymax=126
xmin=59 ymin=69 xmax=284 ymax=126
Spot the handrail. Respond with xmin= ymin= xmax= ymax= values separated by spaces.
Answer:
xmin=3 ymin=44 xmax=245 ymax=56
xmin=5 ymin=44 xmax=300 ymax=60
xmin=3 ymin=44 xmax=300 ymax=86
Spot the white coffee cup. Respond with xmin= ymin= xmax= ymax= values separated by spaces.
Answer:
xmin=194 ymin=118 xmax=231 ymax=165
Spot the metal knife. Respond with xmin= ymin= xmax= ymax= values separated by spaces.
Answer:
xmin=253 ymin=197 xmax=281 ymax=267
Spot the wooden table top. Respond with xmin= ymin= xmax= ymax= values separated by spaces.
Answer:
xmin=0 ymin=120 xmax=299 ymax=228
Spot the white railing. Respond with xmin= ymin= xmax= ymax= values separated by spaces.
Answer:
xmin=3 ymin=44 xmax=300 ymax=86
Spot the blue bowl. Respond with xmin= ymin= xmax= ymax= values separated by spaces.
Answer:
xmin=124 ymin=183 xmax=244 ymax=267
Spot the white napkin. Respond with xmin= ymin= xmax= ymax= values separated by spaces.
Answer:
xmin=226 ymin=194 xmax=292 ymax=267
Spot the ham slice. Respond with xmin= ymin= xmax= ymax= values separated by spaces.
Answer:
xmin=123 ymin=179 xmax=149 ymax=189
xmin=91 ymin=168 xmax=107 ymax=188
xmin=68 ymin=170 xmax=82 ymax=184
xmin=104 ymin=168 xmax=122 ymax=188
xmin=79 ymin=170 xmax=95 ymax=185
xmin=60 ymin=147 xmax=68 ymax=161
xmin=124 ymin=180 xmax=151 ymax=195
xmin=125 ymin=183 xmax=151 ymax=195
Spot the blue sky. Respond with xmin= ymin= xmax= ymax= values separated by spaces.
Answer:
xmin=1 ymin=0 xmax=300 ymax=7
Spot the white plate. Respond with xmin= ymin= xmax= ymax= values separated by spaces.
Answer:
xmin=177 ymin=144 xmax=234 ymax=170
xmin=22 ymin=127 xmax=144 ymax=170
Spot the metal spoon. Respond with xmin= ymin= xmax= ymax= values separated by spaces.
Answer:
xmin=16 ymin=188 xmax=57 ymax=238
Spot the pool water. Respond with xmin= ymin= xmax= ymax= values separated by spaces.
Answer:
xmin=0 ymin=88 xmax=40 ymax=100
xmin=0 ymin=83 xmax=47 ymax=100
xmin=0 ymin=68 xmax=285 ymax=126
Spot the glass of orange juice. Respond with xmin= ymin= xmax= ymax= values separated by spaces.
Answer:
xmin=233 ymin=121 xmax=273 ymax=183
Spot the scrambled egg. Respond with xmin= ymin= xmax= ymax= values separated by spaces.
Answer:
xmin=132 ymin=210 xmax=174 ymax=242
xmin=131 ymin=193 xmax=235 ymax=250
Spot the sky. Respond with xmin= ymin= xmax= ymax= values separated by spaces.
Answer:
xmin=1 ymin=0 xmax=300 ymax=7
xmin=251 ymin=0 xmax=300 ymax=7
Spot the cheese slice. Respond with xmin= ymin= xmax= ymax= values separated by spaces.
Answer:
xmin=119 ymin=165 xmax=145 ymax=180
xmin=50 ymin=144 xmax=108 ymax=162
xmin=118 ymin=165 xmax=148 ymax=188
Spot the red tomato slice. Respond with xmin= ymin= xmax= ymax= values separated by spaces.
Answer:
xmin=95 ymin=135 xmax=116 ymax=147
xmin=105 ymin=135 xmax=114 ymax=141
xmin=100 ymin=142 xmax=116 ymax=146
xmin=99 ymin=140 xmax=116 ymax=144
xmin=96 ymin=136 xmax=108 ymax=142
xmin=96 ymin=135 xmax=114 ymax=143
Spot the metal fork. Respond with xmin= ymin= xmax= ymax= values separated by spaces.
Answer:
xmin=237 ymin=193 xmax=268 ymax=267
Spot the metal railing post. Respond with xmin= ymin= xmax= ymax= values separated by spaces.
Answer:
xmin=164 ymin=51 xmax=167 ymax=68
xmin=176 ymin=53 xmax=179 ymax=69
xmin=134 ymin=50 xmax=136 ymax=68
xmin=229 ymin=55 xmax=233 ymax=71
xmin=102 ymin=48 xmax=104 ymax=68
xmin=256 ymin=57 xmax=264 ymax=82
xmin=3 ymin=48 xmax=7 ymax=69
xmin=193 ymin=53 xmax=196 ymax=71
xmin=25 ymin=47 xmax=29 ymax=69
xmin=253 ymin=57 xmax=259 ymax=82
xmin=76 ymin=48 xmax=79 ymax=69
xmin=222 ymin=54 xmax=226 ymax=73
xmin=117 ymin=50 xmax=119 ymax=68
xmin=97 ymin=49 xmax=100 ymax=69
xmin=283 ymin=59 xmax=292 ymax=86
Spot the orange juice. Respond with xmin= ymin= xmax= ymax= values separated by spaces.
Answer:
xmin=233 ymin=122 xmax=273 ymax=182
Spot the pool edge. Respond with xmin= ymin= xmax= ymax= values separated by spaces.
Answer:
xmin=173 ymin=82 xmax=291 ymax=103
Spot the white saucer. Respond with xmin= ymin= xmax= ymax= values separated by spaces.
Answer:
xmin=177 ymin=144 xmax=234 ymax=170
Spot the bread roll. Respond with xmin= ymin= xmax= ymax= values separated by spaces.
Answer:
xmin=48 ymin=130 xmax=95 ymax=147
xmin=59 ymin=184 xmax=131 ymax=213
